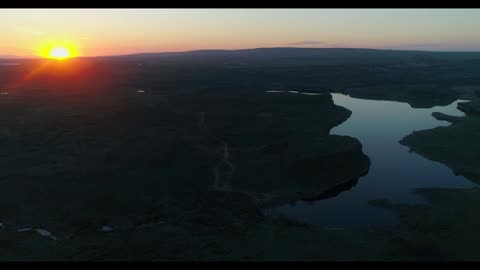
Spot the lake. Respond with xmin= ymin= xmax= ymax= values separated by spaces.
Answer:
xmin=268 ymin=93 xmax=477 ymax=227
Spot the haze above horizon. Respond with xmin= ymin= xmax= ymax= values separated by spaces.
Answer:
xmin=2 ymin=8 xmax=480 ymax=58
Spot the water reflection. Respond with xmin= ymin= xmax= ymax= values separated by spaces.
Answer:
xmin=269 ymin=93 xmax=476 ymax=227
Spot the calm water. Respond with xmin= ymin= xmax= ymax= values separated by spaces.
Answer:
xmin=269 ymin=93 xmax=477 ymax=227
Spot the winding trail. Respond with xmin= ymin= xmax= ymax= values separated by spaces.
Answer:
xmin=196 ymin=111 xmax=279 ymax=225
xmin=197 ymin=111 xmax=236 ymax=191
xmin=213 ymin=142 xmax=235 ymax=191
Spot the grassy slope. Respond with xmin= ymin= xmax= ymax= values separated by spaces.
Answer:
xmin=2 ymin=50 xmax=480 ymax=260
xmin=400 ymin=100 xmax=480 ymax=182
xmin=370 ymin=187 xmax=480 ymax=260
xmin=0 ymin=61 xmax=370 ymax=260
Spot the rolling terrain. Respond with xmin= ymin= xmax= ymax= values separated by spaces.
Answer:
xmin=1 ymin=48 xmax=480 ymax=260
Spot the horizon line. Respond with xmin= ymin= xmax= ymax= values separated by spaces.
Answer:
xmin=3 ymin=46 xmax=480 ymax=60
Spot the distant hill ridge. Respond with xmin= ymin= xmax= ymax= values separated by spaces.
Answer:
xmin=115 ymin=47 xmax=440 ymax=57
xmin=3 ymin=47 xmax=480 ymax=60
xmin=107 ymin=47 xmax=480 ymax=61
xmin=0 ymin=55 xmax=21 ymax=59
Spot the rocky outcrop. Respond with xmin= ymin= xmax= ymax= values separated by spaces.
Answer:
xmin=228 ymin=135 xmax=370 ymax=207
xmin=458 ymin=100 xmax=480 ymax=116
xmin=400 ymin=99 xmax=480 ymax=183
xmin=431 ymin=112 xmax=464 ymax=123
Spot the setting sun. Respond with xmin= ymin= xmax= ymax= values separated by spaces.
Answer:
xmin=38 ymin=41 xmax=78 ymax=60
xmin=48 ymin=46 xmax=72 ymax=59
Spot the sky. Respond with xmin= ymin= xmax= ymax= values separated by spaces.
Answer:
xmin=2 ymin=8 xmax=480 ymax=57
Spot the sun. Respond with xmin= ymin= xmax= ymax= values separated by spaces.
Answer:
xmin=48 ymin=46 xmax=72 ymax=60
xmin=37 ymin=40 xmax=79 ymax=60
